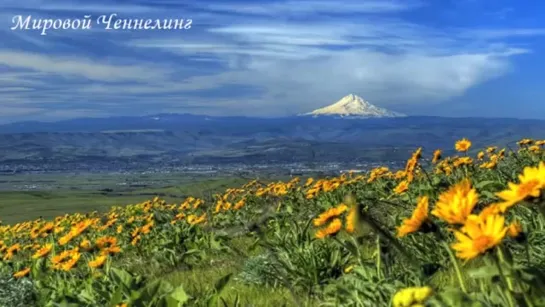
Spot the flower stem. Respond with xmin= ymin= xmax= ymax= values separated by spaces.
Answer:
xmin=418 ymin=164 xmax=434 ymax=189
xmin=359 ymin=209 xmax=421 ymax=272
xmin=523 ymin=293 xmax=535 ymax=307
xmin=496 ymin=247 xmax=514 ymax=291
xmin=497 ymin=246 xmax=535 ymax=307
xmin=441 ymin=241 xmax=467 ymax=294
xmin=537 ymin=204 xmax=545 ymax=220
xmin=525 ymin=242 xmax=532 ymax=264
xmin=492 ymin=249 xmax=516 ymax=307
xmin=376 ymin=236 xmax=382 ymax=279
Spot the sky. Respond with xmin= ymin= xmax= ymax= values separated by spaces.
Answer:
xmin=1 ymin=0 xmax=545 ymax=123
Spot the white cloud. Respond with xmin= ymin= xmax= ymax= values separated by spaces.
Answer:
xmin=183 ymin=50 xmax=514 ymax=114
xmin=0 ymin=0 xmax=159 ymax=13
xmin=464 ymin=28 xmax=545 ymax=39
xmin=199 ymin=0 xmax=422 ymax=15
xmin=128 ymin=16 xmax=530 ymax=114
xmin=0 ymin=51 xmax=168 ymax=82
xmin=0 ymin=0 xmax=542 ymax=121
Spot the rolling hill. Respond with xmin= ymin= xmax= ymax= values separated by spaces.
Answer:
xmin=1 ymin=114 xmax=544 ymax=171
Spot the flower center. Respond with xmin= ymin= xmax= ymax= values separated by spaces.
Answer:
xmin=473 ymin=235 xmax=492 ymax=252
xmin=517 ymin=180 xmax=540 ymax=198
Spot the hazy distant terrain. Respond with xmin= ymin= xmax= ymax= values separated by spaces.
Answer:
xmin=1 ymin=114 xmax=544 ymax=172
xmin=0 ymin=172 xmax=261 ymax=223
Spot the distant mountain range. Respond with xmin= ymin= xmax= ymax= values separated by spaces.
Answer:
xmin=1 ymin=95 xmax=544 ymax=171
xmin=302 ymin=94 xmax=405 ymax=118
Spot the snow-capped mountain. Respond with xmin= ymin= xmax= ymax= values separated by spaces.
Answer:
xmin=302 ymin=94 xmax=405 ymax=118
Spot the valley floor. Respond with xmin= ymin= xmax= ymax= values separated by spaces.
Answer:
xmin=1 ymin=138 xmax=545 ymax=306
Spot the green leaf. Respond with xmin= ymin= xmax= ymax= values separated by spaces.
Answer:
xmin=481 ymin=190 xmax=497 ymax=200
xmin=54 ymin=298 xmax=82 ymax=307
xmin=205 ymin=273 xmax=233 ymax=306
xmin=475 ymin=180 xmax=501 ymax=191
xmin=432 ymin=288 xmax=484 ymax=307
xmin=467 ymin=265 xmax=500 ymax=279
xmin=330 ymin=249 xmax=339 ymax=267
xmin=210 ymin=236 xmax=222 ymax=250
xmin=165 ymin=295 xmax=186 ymax=307
xmin=78 ymin=288 xmax=95 ymax=304
xmin=207 ymin=295 xmax=219 ymax=307
xmin=140 ymin=279 xmax=173 ymax=303
xmin=286 ymin=205 xmax=293 ymax=214
xmin=108 ymin=288 xmax=123 ymax=307
xmin=109 ymin=268 xmax=134 ymax=290
xmin=213 ymin=273 xmax=233 ymax=294
xmin=341 ymin=237 xmax=361 ymax=258
xmin=183 ymin=249 xmax=200 ymax=256
xmin=169 ymin=285 xmax=189 ymax=305
xmin=232 ymin=294 xmax=240 ymax=307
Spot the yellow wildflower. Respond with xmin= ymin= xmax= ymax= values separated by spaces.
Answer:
xmin=13 ymin=267 xmax=31 ymax=279
xmin=394 ymin=180 xmax=409 ymax=194
xmin=495 ymin=163 xmax=545 ymax=210
xmin=455 ymin=138 xmax=471 ymax=152
xmin=392 ymin=286 xmax=433 ymax=307
xmin=315 ymin=218 xmax=342 ymax=239
xmin=32 ymin=243 xmax=53 ymax=259
xmin=432 ymin=179 xmax=478 ymax=225
xmin=432 ymin=149 xmax=442 ymax=164
xmin=345 ymin=206 xmax=357 ymax=233
xmin=313 ymin=204 xmax=349 ymax=227
xmin=507 ymin=221 xmax=522 ymax=239
xmin=89 ymin=255 xmax=107 ymax=269
xmin=397 ymin=196 xmax=429 ymax=237
xmin=451 ymin=214 xmax=508 ymax=260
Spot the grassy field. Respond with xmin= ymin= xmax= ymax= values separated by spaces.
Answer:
xmin=0 ymin=173 xmax=268 ymax=224
xmin=1 ymin=139 xmax=545 ymax=306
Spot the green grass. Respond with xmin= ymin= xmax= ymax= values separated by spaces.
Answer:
xmin=0 ymin=173 xmax=273 ymax=224
xmin=166 ymin=269 xmax=298 ymax=307
xmin=0 ymin=172 xmax=306 ymax=304
xmin=140 ymin=235 xmax=302 ymax=306
xmin=4 ymin=145 xmax=545 ymax=306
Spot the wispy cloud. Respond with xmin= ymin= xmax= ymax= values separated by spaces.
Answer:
xmin=0 ymin=51 xmax=168 ymax=82
xmin=464 ymin=28 xmax=545 ymax=39
xmin=0 ymin=0 xmax=161 ymax=13
xmin=0 ymin=0 xmax=543 ymax=122
xmin=198 ymin=0 xmax=422 ymax=15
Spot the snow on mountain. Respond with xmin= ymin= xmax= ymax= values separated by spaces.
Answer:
xmin=302 ymin=94 xmax=405 ymax=118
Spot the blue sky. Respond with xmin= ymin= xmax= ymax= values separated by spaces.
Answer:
xmin=1 ymin=0 xmax=545 ymax=123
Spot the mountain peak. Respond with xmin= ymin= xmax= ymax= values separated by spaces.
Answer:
xmin=302 ymin=94 xmax=405 ymax=118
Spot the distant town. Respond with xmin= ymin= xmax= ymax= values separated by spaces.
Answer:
xmin=0 ymin=160 xmax=404 ymax=177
